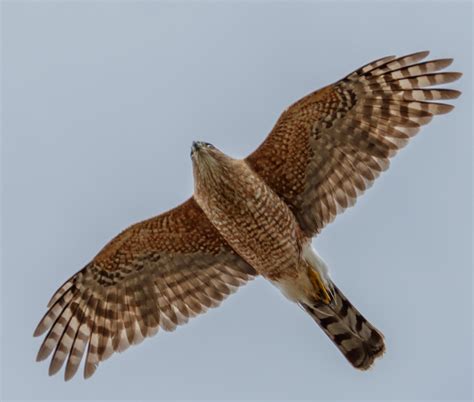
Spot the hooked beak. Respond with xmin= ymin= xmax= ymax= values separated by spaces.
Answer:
xmin=191 ymin=141 xmax=200 ymax=155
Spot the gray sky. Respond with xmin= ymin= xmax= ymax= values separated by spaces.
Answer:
xmin=1 ymin=1 xmax=472 ymax=401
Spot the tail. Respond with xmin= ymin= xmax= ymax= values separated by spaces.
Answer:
xmin=302 ymin=284 xmax=385 ymax=370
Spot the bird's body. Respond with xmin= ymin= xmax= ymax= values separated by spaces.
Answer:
xmin=192 ymin=143 xmax=385 ymax=365
xmin=192 ymin=144 xmax=336 ymax=306
xmin=193 ymin=150 xmax=302 ymax=280
xmin=34 ymin=51 xmax=461 ymax=380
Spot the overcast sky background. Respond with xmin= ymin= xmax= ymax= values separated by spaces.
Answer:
xmin=1 ymin=1 xmax=472 ymax=401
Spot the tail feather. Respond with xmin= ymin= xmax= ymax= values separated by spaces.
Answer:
xmin=302 ymin=285 xmax=385 ymax=370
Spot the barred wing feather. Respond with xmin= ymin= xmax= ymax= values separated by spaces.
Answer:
xmin=34 ymin=198 xmax=257 ymax=380
xmin=246 ymin=51 xmax=461 ymax=236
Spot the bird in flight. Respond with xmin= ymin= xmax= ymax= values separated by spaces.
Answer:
xmin=34 ymin=51 xmax=461 ymax=380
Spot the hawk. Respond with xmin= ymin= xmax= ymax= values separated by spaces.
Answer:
xmin=34 ymin=51 xmax=461 ymax=380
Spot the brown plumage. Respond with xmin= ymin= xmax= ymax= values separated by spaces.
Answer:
xmin=34 ymin=51 xmax=461 ymax=380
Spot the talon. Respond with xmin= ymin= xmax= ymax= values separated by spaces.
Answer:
xmin=308 ymin=266 xmax=332 ymax=304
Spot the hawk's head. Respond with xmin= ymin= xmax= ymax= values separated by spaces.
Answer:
xmin=191 ymin=140 xmax=235 ymax=189
xmin=190 ymin=141 xmax=215 ymax=157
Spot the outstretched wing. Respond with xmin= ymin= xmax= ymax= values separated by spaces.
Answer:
xmin=34 ymin=198 xmax=257 ymax=380
xmin=246 ymin=51 xmax=461 ymax=237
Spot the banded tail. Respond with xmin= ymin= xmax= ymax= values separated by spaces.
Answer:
xmin=302 ymin=284 xmax=385 ymax=370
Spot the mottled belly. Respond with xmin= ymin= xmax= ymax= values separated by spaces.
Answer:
xmin=196 ymin=166 xmax=302 ymax=279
